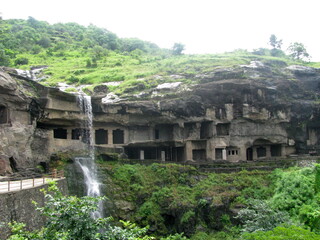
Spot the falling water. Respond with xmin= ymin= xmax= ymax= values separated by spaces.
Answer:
xmin=76 ymin=94 xmax=103 ymax=218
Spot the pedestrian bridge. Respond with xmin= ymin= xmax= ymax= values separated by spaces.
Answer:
xmin=0 ymin=170 xmax=64 ymax=193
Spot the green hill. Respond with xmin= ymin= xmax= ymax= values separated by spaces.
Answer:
xmin=1 ymin=17 xmax=319 ymax=95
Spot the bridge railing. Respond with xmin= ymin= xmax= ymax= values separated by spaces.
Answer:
xmin=0 ymin=169 xmax=64 ymax=193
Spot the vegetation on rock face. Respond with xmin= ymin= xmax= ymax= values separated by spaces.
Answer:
xmin=91 ymin=161 xmax=320 ymax=239
xmin=96 ymin=162 xmax=274 ymax=238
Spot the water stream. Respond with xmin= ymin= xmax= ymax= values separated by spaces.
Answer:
xmin=76 ymin=94 xmax=103 ymax=218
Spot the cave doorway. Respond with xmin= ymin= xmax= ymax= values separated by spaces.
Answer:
xmin=271 ymin=144 xmax=282 ymax=157
xmin=246 ymin=147 xmax=253 ymax=161
xmin=192 ymin=149 xmax=206 ymax=161
xmin=0 ymin=106 xmax=8 ymax=124
xmin=9 ymin=157 xmax=18 ymax=172
xmin=95 ymin=129 xmax=108 ymax=144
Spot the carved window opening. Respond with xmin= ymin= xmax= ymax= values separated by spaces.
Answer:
xmin=113 ymin=129 xmax=124 ymax=144
xmin=184 ymin=122 xmax=196 ymax=139
xmin=192 ymin=149 xmax=206 ymax=161
xmin=216 ymin=123 xmax=230 ymax=136
xmin=72 ymin=128 xmax=82 ymax=140
xmin=155 ymin=129 xmax=160 ymax=140
xmin=53 ymin=128 xmax=67 ymax=139
xmin=0 ymin=106 xmax=8 ymax=124
xmin=154 ymin=124 xmax=173 ymax=140
xmin=81 ymin=129 xmax=90 ymax=144
xmin=257 ymin=146 xmax=266 ymax=158
xmin=228 ymin=150 xmax=238 ymax=155
xmin=200 ymin=122 xmax=212 ymax=139
xmin=95 ymin=129 xmax=108 ymax=144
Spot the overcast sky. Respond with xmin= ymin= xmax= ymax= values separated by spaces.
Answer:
xmin=2 ymin=0 xmax=320 ymax=61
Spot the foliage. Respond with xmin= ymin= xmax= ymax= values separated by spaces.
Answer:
xmin=172 ymin=43 xmax=185 ymax=55
xmin=241 ymin=225 xmax=320 ymax=240
xmin=269 ymin=34 xmax=283 ymax=49
xmin=100 ymin=162 xmax=273 ymax=236
xmin=8 ymin=182 xmax=153 ymax=240
xmin=270 ymin=167 xmax=315 ymax=215
xmin=315 ymin=164 xmax=320 ymax=194
xmin=237 ymin=199 xmax=291 ymax=232
xmin=287 ymin=42 xmax=310 ymax=61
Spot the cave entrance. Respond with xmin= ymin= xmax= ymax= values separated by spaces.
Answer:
xmin=246 ymin=147 xmax=253 ymax=161
xmin=200 ymin=121 xmax=212 ymax=139
xmin=257 ymin=146 xmax=267 ymax=158
xmin=113 ymin=129 xmax=124 ymax=144
xmin=95 ymin=129 xmax=108 ymax=144
xmin=216 ymin=123 xmax=230 ymax=136
xmin=192 ymin=149 xmax=206 ymax=161
xmin=0 ymin=106 xmax=8 ymax=124
xmin=271 ymin=144 xmax=282 ymax=157
xmin=9 ymin=157 xmax=18 ymax=172
xmin=215 ymin=148 xmax=223 ymax=160
xmin=39 ymin=161 xmax=49 ymax=173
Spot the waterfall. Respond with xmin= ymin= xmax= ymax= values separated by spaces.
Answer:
xmin=76 ymin=94 xmax=103 ymax=218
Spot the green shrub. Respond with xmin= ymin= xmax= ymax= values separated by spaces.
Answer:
xmin=271 ymin=167 xmax=315 ymax=215
xmin=14 ymin=57 xmax=29 ymax=65
xmin=241 ymin=225 xmax=320 ymax=240
xmin=237 ymin=199 xmax=291 ymax=233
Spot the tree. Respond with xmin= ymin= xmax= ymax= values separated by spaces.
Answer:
xmin=269 ymin=34 xmax=283 ymax=49
xmin=172 ymin=43 xmax=185 ymax=55
xmin=287 ymin=42 xmax=310 ymax=61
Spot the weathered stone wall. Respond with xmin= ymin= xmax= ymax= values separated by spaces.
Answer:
xmin=0 ymin=179 xmax=68 ymax=240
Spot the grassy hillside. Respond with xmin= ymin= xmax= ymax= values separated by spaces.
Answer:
xmin=1 ymin=17 xmax=318 ymax=95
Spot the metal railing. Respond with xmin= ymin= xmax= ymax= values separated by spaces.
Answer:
xmin=0 ymin=170 xmax=64 ymax=193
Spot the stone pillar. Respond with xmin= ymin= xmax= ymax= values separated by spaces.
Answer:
xmin=148 ymin=126 xmax=154 ymax=140
xmin=206 ymin=141 xmax=214 ymax=161
xmin=266 ymin=145 xmax=271 ymax=158
xmin=222 ymin=149 xmax=227 ymax=160
xmin=140 ymin=150 xmax=145 ymax=160
xmin=281 ymin=144 xmax=286 ymax=157
xmin=253 ymin=147 xmax=258 ymax=160
xmin=123 ymin=129 xmax=128 ymax=144
xmin=240 ymin=147 xmax=246 ymax=161
xmin=185 ymin=141 xmax=193 ymax=161
xmin=67 ymin=128 xmax=71 ymax=139
xmin=161 ymin=151 xmax=166 ymax=161
xmin=108 ymin=130 xmax=113 ymax=145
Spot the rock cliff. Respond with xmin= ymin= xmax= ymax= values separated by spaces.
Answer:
xmin=0 ymin=60 xmax=320 ymax=174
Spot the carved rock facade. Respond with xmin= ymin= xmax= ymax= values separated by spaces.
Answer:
xmin=1 ymin=62 xmax=320 ymax=173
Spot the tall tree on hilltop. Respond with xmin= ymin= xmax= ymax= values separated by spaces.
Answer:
xmin=269 ymin=34 xmax=283 ymax=49
xmin=288 ymin=42 xmax=310 ymax=61
xmin=172 ymin=42 xmax=185 ymax=55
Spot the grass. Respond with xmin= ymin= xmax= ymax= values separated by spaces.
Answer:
xmin=14 ymin=49 xmax=310 ymax=95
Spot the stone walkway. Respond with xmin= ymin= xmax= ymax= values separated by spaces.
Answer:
xmin=0 ymin=178 xmax=61 ymax=193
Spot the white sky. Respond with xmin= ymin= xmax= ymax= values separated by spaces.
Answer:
xmin=1 ymin=0 xmax=320 ymax=61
